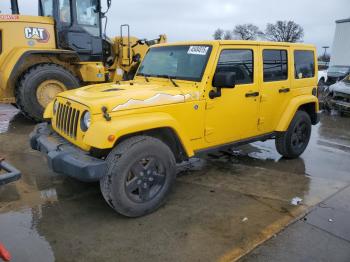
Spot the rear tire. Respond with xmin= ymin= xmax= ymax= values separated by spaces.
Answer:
xmin=100 ymin=136 xmax=176 ymax=217
xmin=275 ymin=110 xmax=312 ymax=159
xmin=15 ymin=63 xmax=80 ymax=122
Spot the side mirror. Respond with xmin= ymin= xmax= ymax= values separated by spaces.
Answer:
xmin=210 ymin=72 xmax=236 ymax=99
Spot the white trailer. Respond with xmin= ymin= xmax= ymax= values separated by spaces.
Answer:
xmin=327 ymin=18 xmax=350 ymax=85
xmin=331 ymin=18 xmax=350 ymax=66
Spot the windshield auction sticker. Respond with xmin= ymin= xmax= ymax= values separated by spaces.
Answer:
xmin=188 ymin=46 xmax=209 ymax=56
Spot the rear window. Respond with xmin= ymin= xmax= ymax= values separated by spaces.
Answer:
xmin=263 ymin=50 xmax=288 ymax=82
xmin=294 ymin=50 xmax=315 ymax=79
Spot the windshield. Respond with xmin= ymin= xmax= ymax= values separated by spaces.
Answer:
xmin=328 ymin=66 xmax=350 ymax=74
xmin=39 ymin=0 xmax=53 ymax=16
xmin=137 ymin=45 xmax=212 ymax=82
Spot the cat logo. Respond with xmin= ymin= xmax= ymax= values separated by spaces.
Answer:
xmin=24 ymin=27 xmax=50 ymax=43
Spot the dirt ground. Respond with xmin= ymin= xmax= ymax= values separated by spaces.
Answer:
xmin=0 ymin=104 xmax=350 ymax=262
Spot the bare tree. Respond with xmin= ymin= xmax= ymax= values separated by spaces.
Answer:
xmin=264 ymin=21 xmax=304 ymax=42
xmin=233 ymin=24 xmax=262 ymax=40
xmin=223 ymin=30 xmax=233 ymax=40
xmin=213 ymin=28 xmax=224 ymax=40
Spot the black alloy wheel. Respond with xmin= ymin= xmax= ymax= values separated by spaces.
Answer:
xmin=125 ymin=157 xmax=166 ymax=203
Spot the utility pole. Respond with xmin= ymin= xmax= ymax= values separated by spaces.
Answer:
xmin=322 ymin=46 xmax=330 ymax=65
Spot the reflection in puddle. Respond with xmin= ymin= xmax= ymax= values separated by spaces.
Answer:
xmin=0 ymin=208 xmax=55 ymax=262
xmin=0 ymin=105 xmax=19 ymax=134
xmin=247 ymin=141 xmax=281 ymax=161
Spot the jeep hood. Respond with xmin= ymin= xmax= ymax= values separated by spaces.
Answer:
xmin=57 ymin=82 xmax=199 ymax=114
xmin=329 ymin=80 xmax=350 ymax=95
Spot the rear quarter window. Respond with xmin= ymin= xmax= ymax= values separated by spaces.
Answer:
xmin=294 ymin=50 xmax=315 ymax=79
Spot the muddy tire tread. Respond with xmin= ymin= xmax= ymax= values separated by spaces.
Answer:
xmin=100 ymin=135 xmax=176 ymax=217
xmin=275 ymin=110 xmax=311 ymax=159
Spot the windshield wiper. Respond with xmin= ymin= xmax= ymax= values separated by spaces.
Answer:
xmin=137 ymin=73 xmax=150 ymax=82
xmin=156 ymin=75 xmax=179 ymax=87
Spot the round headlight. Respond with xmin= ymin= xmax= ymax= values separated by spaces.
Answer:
xmin=53 ymin=100 xmax=59 ymax=115
xmin=81 ymin=111 xmax=91 ymax=131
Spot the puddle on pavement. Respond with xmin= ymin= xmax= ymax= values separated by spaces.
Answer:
xmin=0 ymin=105 xmax=350 ymax=261
xmin=0 ymin=209 xmax=55 ymax=262
xmin=0 ymin=104 xmax=20 ymax=134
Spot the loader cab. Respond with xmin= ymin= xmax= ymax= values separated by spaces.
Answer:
xmin=39 ymin=0 xmax=105 ymax=61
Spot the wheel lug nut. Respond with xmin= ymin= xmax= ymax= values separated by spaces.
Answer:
xmin=140 ymin=172 xmax=144 ymax=177
xmin=137 ymin=180 xmax=142 ymax=185
xmin=149 ymin=177 xmax=154 ymax=182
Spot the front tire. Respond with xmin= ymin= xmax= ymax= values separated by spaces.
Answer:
xmin=100 ymin=136 xmax=176 ymax=217
xmin=16 ymin=63 xmax=80 ymax=122
xmin=275 ymin=110 xmax=312 ymax=159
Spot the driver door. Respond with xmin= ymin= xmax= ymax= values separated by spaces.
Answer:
xmin=204 ymin=46 xmax=260 ymax=145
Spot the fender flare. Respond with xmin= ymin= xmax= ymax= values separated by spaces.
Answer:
xmin=276 ymin=95 xmax=319 ymax=131
xmin=1 ymin=48 xmax=80 ymax=93
xmin=84 ymin=112 xmax=195 ymax=157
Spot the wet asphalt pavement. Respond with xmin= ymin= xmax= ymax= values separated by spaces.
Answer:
xmin=0 ymin=103 xmax=350 ymax=262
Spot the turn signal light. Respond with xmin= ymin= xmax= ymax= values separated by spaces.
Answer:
xmin=108 ymin=135 xmax=116 ymax=142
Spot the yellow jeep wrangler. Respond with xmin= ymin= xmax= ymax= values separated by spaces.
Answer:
xmin=31 ymin=41 xmax=320 ymax=217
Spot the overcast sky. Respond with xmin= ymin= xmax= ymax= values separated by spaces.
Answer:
xmin=4 ymin=0 xmax=350 ymax=55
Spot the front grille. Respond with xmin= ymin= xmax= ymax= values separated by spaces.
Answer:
xmin=55 ymin=102 xmax=80 ymax=139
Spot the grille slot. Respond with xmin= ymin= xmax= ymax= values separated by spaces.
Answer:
xmin=55 ymin=102 xmax=80 ymax=138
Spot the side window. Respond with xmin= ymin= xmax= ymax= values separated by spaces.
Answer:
xmin=216 ymin=49 xmax=254 ymax=85
xmin=59 ymin=0 xmax=71 ymax=23
xmin=263 ymin=50 xmax=288 ymax=82
xmin=294 ymin=50 xmax=315 ymax=79
xmin=39 ymin=0 xmax=53 ymax=16
xmin=76 ymin=0 xmax=100 ymax=36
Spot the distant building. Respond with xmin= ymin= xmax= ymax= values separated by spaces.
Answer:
xmin=327 ymin=18 xmax=350 ymax=85
xmin=330 ymin=18 xmax=350 ymax=66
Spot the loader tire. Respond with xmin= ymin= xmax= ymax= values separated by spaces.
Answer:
xmin=16 ymin=64 xmax=80 ymax=122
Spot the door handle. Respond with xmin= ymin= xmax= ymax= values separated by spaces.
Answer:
xmin=245 ymin=92 xmax=259 ymax=98
xmin=279 ymin=88 xmax=290 ymax=93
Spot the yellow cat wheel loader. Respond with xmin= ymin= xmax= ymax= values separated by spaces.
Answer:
xmin=0 ymin=0 xmax=166 ymax=121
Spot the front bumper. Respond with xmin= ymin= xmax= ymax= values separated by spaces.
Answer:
xmin=30 ymin=123 xmax=107 ymax=182
xmin=0 ymin=160 xmax=21 ymax=186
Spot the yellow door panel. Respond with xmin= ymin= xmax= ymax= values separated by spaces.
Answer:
xmin=205 ymin=46 xmax=260 ymax=145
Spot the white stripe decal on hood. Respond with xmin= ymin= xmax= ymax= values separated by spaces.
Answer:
xmin=112 ymin=93 xmax=192 ymax=111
